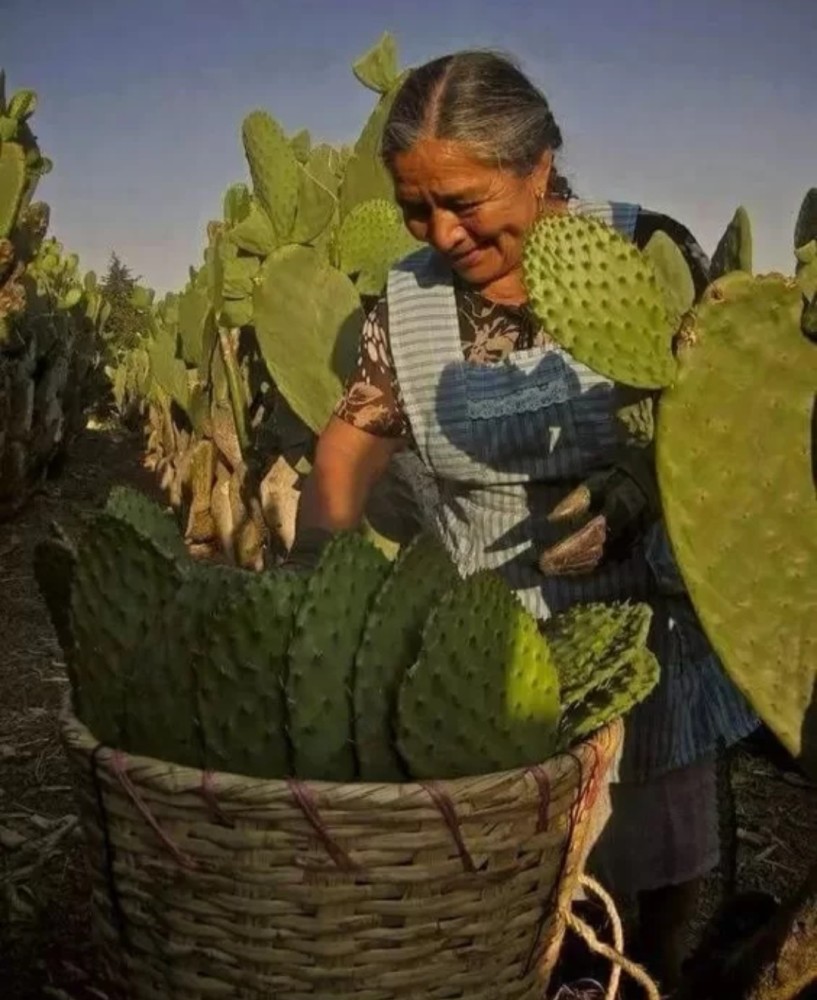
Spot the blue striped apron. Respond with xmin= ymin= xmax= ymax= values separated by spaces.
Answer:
xmin=386 ymin=199 xmax=758 ymax=783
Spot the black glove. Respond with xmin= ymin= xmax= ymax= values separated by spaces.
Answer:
xmin=537 ymin=449 xmax=660 ymax=577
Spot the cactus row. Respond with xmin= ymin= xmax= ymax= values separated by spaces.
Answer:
xmin=0 ymin=71 xmax=110 ymax=517
xmin=102 ymin=34 xmax=424 ymax=569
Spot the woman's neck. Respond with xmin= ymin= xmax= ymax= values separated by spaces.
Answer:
xmin=477 ymin=272 xmax=529 ymax=307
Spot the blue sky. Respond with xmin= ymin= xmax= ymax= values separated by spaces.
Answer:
xmin=4 ymin=0 xmax=815 ymax=293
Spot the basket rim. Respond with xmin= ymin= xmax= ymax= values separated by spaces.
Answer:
xmin=58 ymin=690 xmax=622 ymax=799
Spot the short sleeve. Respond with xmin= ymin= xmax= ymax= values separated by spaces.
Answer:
xmin=333 ymin=296 xmax=411 ymax=440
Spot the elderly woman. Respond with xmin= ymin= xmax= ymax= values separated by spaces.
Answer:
xmin=291 ymin=51 xmax=757 ymax=989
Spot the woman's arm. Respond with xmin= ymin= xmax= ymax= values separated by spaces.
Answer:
xmin=286 ymin=294 xmax=410 ymax=568
xmin=295 ymin=416 xmax=404 ymax=535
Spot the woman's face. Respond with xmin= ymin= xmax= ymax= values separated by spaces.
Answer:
xmin=390 ymin=138 xmax=553 ymax=291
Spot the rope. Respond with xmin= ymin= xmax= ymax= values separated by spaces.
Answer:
xmin=564 ymin=874 xmax=661 ymax=1000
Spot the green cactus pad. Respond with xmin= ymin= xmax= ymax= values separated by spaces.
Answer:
xmin=289 ymin=128 xmax=311 ymax=164
xmin=177 ymin=281 xmax=211 ymax=367
xmin=657 ymin=272 xmax=817 ymax=772
xmin=542 ymin=600 xmax=653 ymax=710
xmin=338 ymin=199 xmax=421 ymax=295
xmin=523 ymin=213 xmax=677 ymax=389
xmin=556 ymin=646 xmax=660 ymax=750
xmin=223 ymin=183 xmax=251 ymax=226
xmin=797 ymin=253 xmax=817 ymax=303
xmin=642 ymin=230 xmax=695 ymax=326
xmin=227 ymin=197 xmax=277 ymax=257
xmin=159 ymin=564 xmax=305 ymax=777
xmin=352 ymin=32 xmax=400 ymax=94
xmin=354 ymin=534 xmax=460 ymax=781
xmin=104 ymin=485 xmax=188 ymax=561
xmin=710 ymin=206 xmax=753 ymax=279
xmin=286 ymin=532 xmax=390 ymax=781
xmin=253 ymin=244 xmax=363 ymax=433
xmin=339 ymin=89 xmax=400 ymax=221
xmin=219 ymin=294 xmax=254 ymax=329
xmin=221 ymin=254 xmax=259 ymax=300
xmin=121 ymin=568 xmax=209 ymax=768
xmin=147 ymin=321 xmax=190 ymax=414
xmin=8 ymin=90 xmax=37 ymax=122
xmin=396 ymin=570 xmax=561 ymax=779
xmin=794 ymin=189 xmax=817 ymax=251
xmin=241 ymin=110 xmax=299 ymax=246
xmin=70 ymin=514 xmax=186 ymax=749
xmin=0 ymin=142 xmax=27 ymax=239
xmin=33 ymin=529 xmax=77 ymax=667
xmin=290 ymin=148 xmax=338 ymax=245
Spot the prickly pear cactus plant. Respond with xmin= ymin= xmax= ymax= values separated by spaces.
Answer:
xmin=522 ymin=195 xmax=817 ymax=778
xmin=104 ymin=33 xmax=429 ymax=568
xmin=0 ymin=70 xmax=109 ymax=519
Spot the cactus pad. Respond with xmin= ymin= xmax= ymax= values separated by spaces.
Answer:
xmin=228 ymin=198 xmax=277 ymax=257
xmin=70 ymin=514 xmax=186 ymax=748
xmin=794 ymin=189 xmax=817 ymax=252
xmin=657 ymin=272 xmax=817 ymax=771
xmin=105 ymin=485 xmax=188 ymax=561
xmin=557 ymin=646 xmax=660 ymax=749
xmin=286 ymin=532 xmax=390 ymax=781
xmin=338 ymin=199 xmax=420 ymax=294
xmin=241 ymin=111 xmax=299 ymax=246
xmin=710 ymin=206 xmax=753 ymax=279
xmin=186 ymin=566 xmax=305 ymax=778
xmin=0 ymin=142 xmax=26 ymax=239
xmin=354 ymin=533 xmax=459 ymax=781
xmin=542 ymin=600 xmax=653 ymax=710
xmin=290 ymin=148 xmax=338 ymax=245
xmin=642 ymin=230 xmax=695 ymax=326
xmin=523 ymin=213 xmax=677 ymax=388
xmin=253 ymin=244 xmax=363 ymax=433
xmin=396 ymin=570 xmax=561 ymax=779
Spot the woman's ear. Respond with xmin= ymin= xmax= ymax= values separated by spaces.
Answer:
xmin=532 ymin=149 xmax=554 ymax=195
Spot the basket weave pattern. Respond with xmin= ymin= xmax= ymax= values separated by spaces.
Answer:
xmin=61 ymin=702 xmax=622 ymax=1000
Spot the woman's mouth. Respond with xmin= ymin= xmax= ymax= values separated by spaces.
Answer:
xmin=451 ymin=246 xmax=483 ymax=268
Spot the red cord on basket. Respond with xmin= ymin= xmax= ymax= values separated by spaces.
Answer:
xmin=287 ymin=777 xmax=358 ymax=872
xmin=110 ymin=750 xmax=198 ymax=870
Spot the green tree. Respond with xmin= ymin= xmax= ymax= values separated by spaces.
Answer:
xmin=100 ymin=251 xmax=146 ymax=352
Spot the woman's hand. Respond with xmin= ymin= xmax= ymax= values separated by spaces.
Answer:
xmin=286 ymin=417 xmax=404 ymax=570
xmin=537 ymin=449 xmax=660 ymax=576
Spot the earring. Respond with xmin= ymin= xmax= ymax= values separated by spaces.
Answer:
xmin=535 ymin=188 xmax=547 ymax=214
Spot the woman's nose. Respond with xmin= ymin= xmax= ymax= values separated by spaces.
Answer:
xmin=427 ymin=209 xmax=466 ymax=254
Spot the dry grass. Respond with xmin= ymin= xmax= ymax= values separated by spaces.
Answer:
xmin=0 ymin=422 xmax=814 ymax=999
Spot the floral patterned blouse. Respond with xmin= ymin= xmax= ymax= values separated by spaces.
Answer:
xmin=333 ymin=210 xmax=710 ymax=441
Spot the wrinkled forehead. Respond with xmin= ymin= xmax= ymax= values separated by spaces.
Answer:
xmin=389 ymin=137 xmax=514 ymax=202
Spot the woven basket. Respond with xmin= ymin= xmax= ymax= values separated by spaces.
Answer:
xmin=60 ymin=697 xmax=622 ymax=1000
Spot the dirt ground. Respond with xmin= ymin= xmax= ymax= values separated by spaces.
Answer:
xmin=0 ymin=423 xmax=815 ymax=999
